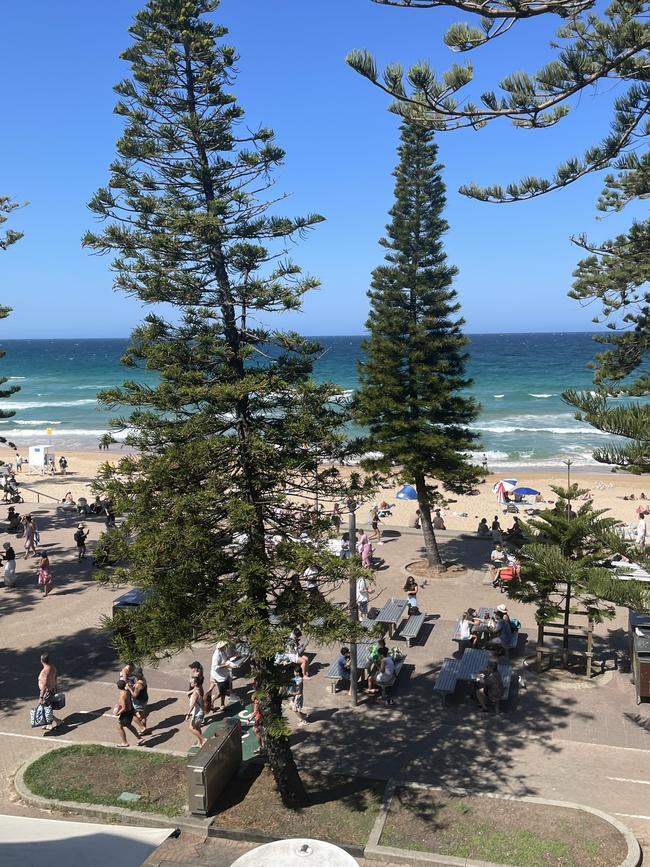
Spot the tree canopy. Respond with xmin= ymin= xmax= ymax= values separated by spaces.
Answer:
xmin=84 ymin=0 xmax=366 ymax=807
xmin=353 ymin=119 xmax=482 ymax=567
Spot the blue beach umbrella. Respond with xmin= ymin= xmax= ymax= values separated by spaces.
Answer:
xmin=513 ymin=486 xmax=540 ymax=496
xmin=396 ymin=484 xmax=418 ymax=500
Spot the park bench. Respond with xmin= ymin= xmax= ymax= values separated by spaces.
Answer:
xmin=398 ymin=612 xmax=426 ymax=648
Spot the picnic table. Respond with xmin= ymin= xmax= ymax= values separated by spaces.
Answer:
xmin=434 ymin=647 xmax=513 ymax=706
xmin=375 ymin=597 xmax=409 ymax=638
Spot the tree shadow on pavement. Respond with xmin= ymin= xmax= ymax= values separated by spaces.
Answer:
xmin=0 ymin=625 xmax=117 ymax=715
xmin=293 ymin=657 xmax=585 ymax=799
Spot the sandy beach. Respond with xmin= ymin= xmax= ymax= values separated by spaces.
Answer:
xmin=2 ymin=445 xmax=645 ymax=536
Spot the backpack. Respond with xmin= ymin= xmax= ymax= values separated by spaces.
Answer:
xmin=509 ymin=617 xmax=521 ymax=632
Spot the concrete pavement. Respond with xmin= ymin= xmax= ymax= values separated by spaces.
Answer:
xmin=0 ymin=500 xmax=648 ymax=863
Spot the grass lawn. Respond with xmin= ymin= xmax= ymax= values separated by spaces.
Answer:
xmin=381 ymin=787 xmax=627 ymax=867
xmin=213 ymin=765 xmax=383 ymax=846
xmin=24 ymin=745 xmax=187 ymax=818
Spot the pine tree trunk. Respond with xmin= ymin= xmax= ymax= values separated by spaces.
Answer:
xmin=414 ymin=473 xmax=444 ymax=569
xmin=258 ymin=673 xmax=309 ymax=808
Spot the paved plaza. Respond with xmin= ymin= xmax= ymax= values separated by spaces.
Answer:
xmin=0 ymin=496 xmax=649 ymax=864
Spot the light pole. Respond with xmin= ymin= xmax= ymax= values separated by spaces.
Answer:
xmin=563 ymin=458 xmax=573 ymax=518
xmin=347 ymin=496 xmax=358 ymax=706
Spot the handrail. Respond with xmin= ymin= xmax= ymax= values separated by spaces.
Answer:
xmin=22 ymin=487 xmax=62 ymax=504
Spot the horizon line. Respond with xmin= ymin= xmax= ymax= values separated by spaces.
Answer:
xmin=0 ymin=330 xmax=610 ymax=341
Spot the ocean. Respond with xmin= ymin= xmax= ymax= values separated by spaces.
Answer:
xmin=0 ymin=334 xmax=616 ymax=469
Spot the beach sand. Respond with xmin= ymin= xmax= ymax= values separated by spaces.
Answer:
xmin=2 ymin=445 xmax=645 ymax=535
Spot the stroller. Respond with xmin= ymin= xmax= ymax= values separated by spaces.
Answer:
xmin=2 ymin=478 xmax=23 ymax=504
xmin=492 ymin=564 xmax=518 ymax=593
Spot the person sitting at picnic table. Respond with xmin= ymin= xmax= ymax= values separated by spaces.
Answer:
xmin=477 ymin=517 xmax=491 ymax=537
xmin=476 ymin=660 xmax=504 ymax=711
xmin=459 ymin=611 xmax=473 ymax=641
xmin=487 ymin=610 xmax=513 ymax=651
xmin=466 ymin=608 xmax=490 ymax=645
xmin=366 ymin=647 xmax=395 ymax=695
xmin=334 ymin=647 xmax=351 ymax=691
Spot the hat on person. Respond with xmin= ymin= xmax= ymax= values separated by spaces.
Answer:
xmin=77 ymin=523 xmax=86 ymax=529
xmin=497 ymin=604 xmax=508 ymax=613
xmin=215 ymin=640 xmax=228 ymax=649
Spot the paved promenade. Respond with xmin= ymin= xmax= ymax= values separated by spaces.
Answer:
xmin=0 ymin=499 xmax=648 ymax=863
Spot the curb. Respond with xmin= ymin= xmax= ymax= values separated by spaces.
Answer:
xmin=363 ymin=780 xmax=642 ymax=867
xmin=13 ymin=748 xmax=212 ymax=837
xmin=207 ymin=824 xmax=365 ymax=860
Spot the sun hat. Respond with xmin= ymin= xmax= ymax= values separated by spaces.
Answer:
xmin=215 ymin=640 xmax=228 ymax=649
xmin=497 ymin=604 xmax=508 ymax=613
xmin=77 ymin=523 xmax=86 ymax=529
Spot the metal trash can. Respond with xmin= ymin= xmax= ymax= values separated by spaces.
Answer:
xmin=628 ymin=610 xmax=650 ymax=705
xmin=230 ymin=839 xmax=359 ymax=866
xmin=186 ymin=718 xmax=242 ymax=816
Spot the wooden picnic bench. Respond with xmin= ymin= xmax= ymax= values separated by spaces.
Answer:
xmin=434 ymin=647 xmax=513 ymax=708
xmin=398 ymin=612 xmax=426 ymax=648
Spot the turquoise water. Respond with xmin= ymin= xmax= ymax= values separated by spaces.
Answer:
xmin=0 ymin=334 xmax=614 ymax=468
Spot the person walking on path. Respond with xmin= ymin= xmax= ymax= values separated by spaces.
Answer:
xmin=127 ymin=668 xmax=149 ymax=732
xmin=369 ymin=506 xmax=383 ymax=544
xmin=23 ymin=514 xmax=37 ymax=559
xmin=356 ymin=574 xmax=369 ymax=620
xmin=2 ymin=542 xmax=17 ymax=588
xmin=115 ymin=679 xmax=145 ymax=747
xmin=74 ymin=523 xmax=89 ymax=561
xmin=38 ymin=652 xmax=63 ymax=732
xmin=58 ymin=456 xmax=68 ymax=475
xmin=38 ymin=551 xmax=53 ymax=597
xmin=187 ymin=674 xmax=206 ymax=748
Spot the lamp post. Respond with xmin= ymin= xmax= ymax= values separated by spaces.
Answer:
xmin=563 ymin=458 xmax=573 ymax=518
xmin=347 ymin=496 xmax=358 ymax=706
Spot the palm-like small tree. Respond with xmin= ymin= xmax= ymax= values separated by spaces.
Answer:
xmin=507 ymin=485 xmax=650 ymax=645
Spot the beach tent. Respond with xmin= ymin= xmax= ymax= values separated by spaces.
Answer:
xmin=0 ymin=815 xmax=173 ymax=867
xmin=396 ymin=484 xmax=418 ymax=500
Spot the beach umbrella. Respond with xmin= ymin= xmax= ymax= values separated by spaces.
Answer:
xmin=396 ymin=484 xmax=418 ymax=500
xmin=494 ymin=482 xmax=508 ymax=504
xmin=512 ymin=486 xmax=540 ymax=496
xmin=492 ymin=479 xmax=517 ymax=494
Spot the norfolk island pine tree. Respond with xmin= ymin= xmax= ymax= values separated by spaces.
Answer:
xmin=353 ymin=118 xmax=483 ymax=569
xmin=348 ymin=0 xmax=650 ymax=471
xmin=84 ymin=0 xmax=370 ymax=807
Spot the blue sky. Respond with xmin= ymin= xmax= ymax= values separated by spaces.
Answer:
xmin=0 ymin=0 xmax=639 ymax=338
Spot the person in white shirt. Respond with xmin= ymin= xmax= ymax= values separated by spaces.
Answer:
xmin=366 ymin=648 xmax=395 ymax=694
xmin=636 ymin=513 xmax=647 ymax=548
xmin=490 ymin=544 xmax=507 ymax=577
xmin=356 ymin=575 xmax=369 ymax=619
xmin=209 ymin=640 xmax=235 ymax=713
